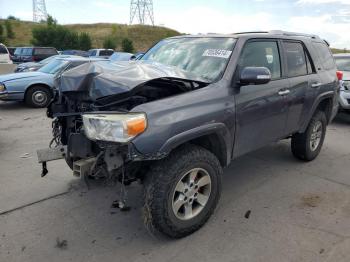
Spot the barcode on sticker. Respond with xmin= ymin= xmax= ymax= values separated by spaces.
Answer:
xmin=202 ymin=49 xmax=232 ymax=59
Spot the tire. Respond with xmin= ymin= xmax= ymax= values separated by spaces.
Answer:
xmin=25 ymin=86 xmax=52 ymax=108
xmin=291 ymin=111 xmax=327 ymax=161
xmin=143 ymin=144 xmax=222 ymax=238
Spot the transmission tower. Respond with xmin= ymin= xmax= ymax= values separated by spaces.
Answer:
xmin=33 ymin=0 xmax=48 ymax=22
xmin=130 ymin=0 xmax=154 ymax=26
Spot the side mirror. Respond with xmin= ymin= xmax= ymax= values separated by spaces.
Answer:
xmin=130 ymin=55 xmax=136 ymax=60
xmin=239 ymin=67 xmax=271 ymax=85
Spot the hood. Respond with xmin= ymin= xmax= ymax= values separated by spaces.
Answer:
xmin=0 ymin=71 xmax=48 ymax=83
xmin=17 ymin=62 xmax=39 ymax=68
xmin=59 ymin=60 xmax=209 ymax=100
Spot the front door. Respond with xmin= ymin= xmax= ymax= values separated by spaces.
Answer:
xmin=233 ymin=39 xmax=289 ymax=157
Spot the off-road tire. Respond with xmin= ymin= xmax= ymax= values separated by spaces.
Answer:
xmin=291 ymin=111 xmax=327 ymax=161
xmin=25 ymin=86 xmax=52 ymax=108
xmin=143 ymin=144 xmax=222 ymax=238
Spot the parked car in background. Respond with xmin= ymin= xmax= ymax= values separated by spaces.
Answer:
xmin=12 ymin=47 xmax=58 ymax=64
xmin=7 ymin=47 xmax=16 ymax=60
xmin=334 ymin=54 xmax=350 ymax=112
xmin=15 ymin=55 xmax=76 ymax=73
xmin=88 ymin=49 xmax=114 ymax=59
xmin=110 ymin=52 xmax=134 ymax=62
xmin=61 ymin=50 xmax=89 ymax=57
xmin=0 ymin=43 xmax=13 ymax=64
xmin=0 ymin=57 xmax=103 ymax=108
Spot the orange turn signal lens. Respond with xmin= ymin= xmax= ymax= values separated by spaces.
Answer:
xmin=127 ymin=117 xmax=147 ymax=136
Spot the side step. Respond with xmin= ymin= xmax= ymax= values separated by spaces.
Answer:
xmin=73 ymin=158 xmax=96 ymax=177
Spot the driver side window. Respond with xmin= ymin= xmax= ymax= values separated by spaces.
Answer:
xmin=238 ymin=41 xmax=281 ymax=80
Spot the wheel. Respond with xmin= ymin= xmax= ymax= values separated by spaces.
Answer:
xmin=25 ymin=86 xmax=52 ymax=108
xmin=291 ymin=111 xmax=327 ymax=161
xmin=143 ymin=144 xmax=222 ymax=238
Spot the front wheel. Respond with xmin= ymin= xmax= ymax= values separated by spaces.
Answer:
xmin=143 ymin=144 xmax=222 ymax=238
xmin=25 ymin=86 xmax=52 ymax=108
xmin=291 ymin=111 xmax=327 ymax=161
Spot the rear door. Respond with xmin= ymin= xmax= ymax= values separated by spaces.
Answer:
xmin=233 ymin=39 xmax=289 ymax=157
xmin=282 ymin=40 xmax=319 ymax=133
xmin=34 ymin=48 xmax=58 ymax=61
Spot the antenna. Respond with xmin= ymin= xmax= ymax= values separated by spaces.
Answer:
xmin=33 ymin=0 xmax=48 ymax=22
xmin=130 ymin=0 xmax=154 ymax=26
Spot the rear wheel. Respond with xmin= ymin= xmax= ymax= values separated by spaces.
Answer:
xmin=143 ymin=144 xmax=222 ymax=238
xmin=291 ymin=111 xmax=327 ymax=161
xmin=25 ymin=86 xmax=52 ymax=108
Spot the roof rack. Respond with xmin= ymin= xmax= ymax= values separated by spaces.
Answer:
xmin=233 ymin=31 xmax=269 ymax=35
xmin=269 ymin=30 xmax=320 ymax=39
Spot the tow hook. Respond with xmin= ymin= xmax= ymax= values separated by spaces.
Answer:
xmin=41 ymin=162 xmax=48 ymax=177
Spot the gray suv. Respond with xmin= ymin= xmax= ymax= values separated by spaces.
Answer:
xmin=38 ymin=31 xmax=340 ymax=238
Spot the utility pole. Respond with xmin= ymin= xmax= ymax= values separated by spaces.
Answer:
xmin=130 ymin=0 xmax=154 ymax=26
xmin=33 ymin=0 xmax=48 ymax=22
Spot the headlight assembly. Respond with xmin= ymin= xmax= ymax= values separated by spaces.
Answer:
xmin=0 ymin=83 xmax=5 ymax=92
xmin=82 ymin=113 xmax=147 ymax=143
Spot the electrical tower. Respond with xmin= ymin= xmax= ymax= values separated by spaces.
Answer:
xmin=130 ymin=0 xmax=154 ymax=26
xmin=33 ymin=0 xmax=48 ymax=22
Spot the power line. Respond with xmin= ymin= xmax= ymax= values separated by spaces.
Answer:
xmin=33 ymin=0 xmax=48 ymax=22
xmin=130 ymin=0 xmax=154 ymax=26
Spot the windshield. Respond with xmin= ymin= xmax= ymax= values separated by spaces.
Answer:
xmin=38 ymin=59 xmax=69 ymax=74
xmin=141 ymin=37 xmax=236 ymax=82
xmin=335 ymin=57 xmax=350 ymax=71
xmin=39 ymin=55 xmax=58 ymax=65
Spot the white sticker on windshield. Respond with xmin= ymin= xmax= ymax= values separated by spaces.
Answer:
xmin=202 ymin=49 xmax=232 ymax=59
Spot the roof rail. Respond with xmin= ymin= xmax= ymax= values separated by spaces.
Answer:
xmin=269 ymin=30 xmax=320 ymax=39
xmin=233 ymin=31 xmax=269 ymax=35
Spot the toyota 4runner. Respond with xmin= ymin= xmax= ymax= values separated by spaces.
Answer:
xmin=37 ymin=31 xmax=340 ymax=238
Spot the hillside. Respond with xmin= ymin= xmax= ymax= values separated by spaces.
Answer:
xmin=0 ymin=19 xmax=180 ymax=52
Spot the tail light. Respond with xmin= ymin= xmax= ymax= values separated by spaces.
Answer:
xmin=336 ymin=71 xmax=343 ymax=81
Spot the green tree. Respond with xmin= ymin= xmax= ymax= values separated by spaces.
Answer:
xmin=121 ymin=38 xmax=134 ymax=53
xmin=5 ymin=20 xmax=15 ymax=39
xmin=79 ymin=32 xmax=92 ymax=51
xmin=103 ymin=36 xmax=116 ymax=49
xmin=7 ymin=15 xmax=19 ymax=20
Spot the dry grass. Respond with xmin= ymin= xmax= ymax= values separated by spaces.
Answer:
xmin=0 ymin=19 xmax=180 ymax=52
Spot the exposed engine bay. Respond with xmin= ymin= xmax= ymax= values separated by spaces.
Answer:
xmin=40 ymin=60 xmax=209 ymax=185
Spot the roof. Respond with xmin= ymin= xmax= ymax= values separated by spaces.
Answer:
xmin=170 ymin=30 xmax=324 ymax=42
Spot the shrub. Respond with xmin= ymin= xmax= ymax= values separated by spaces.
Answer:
xmin=5 ymin=20 xmax=15 ymax=39
xmin=103 ymin=36 xmax=116 ymax=49
xmin=79 ymin=32 xmax=92 ymax=51
xmin=121 ymin=38 xmax=134 ymax=53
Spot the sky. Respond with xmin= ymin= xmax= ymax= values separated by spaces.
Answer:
xmin=0 ymin=0 xmax=350 ymax=48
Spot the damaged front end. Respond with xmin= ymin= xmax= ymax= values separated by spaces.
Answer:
xmin=37 ymin=60 xmax=209 ymax=184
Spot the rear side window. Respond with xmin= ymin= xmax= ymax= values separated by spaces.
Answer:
xmin=313 ymin=42 xmax=335 ymax=70
xmin=0 ymin=44 xmax=8 ymax=54
xmin=88 ymin=50 xmax=97 ymax=56
xmin=14 ymin=48 xmax=22 ymax=55
xmin=99 ymin=50 xmax=114 ymax=56
xmin=34 ymin=48 xmax=57 ymax=55
xmin=238 ymin=41 xmax=281 ymax=80
xmin=22 ymin=48 xmax=33 ymax=55
xmin=284 ymin=42 xmax=308 ymax=77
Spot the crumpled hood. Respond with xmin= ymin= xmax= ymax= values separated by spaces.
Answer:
xmin=0 ymin=71 xmax=48 ymax=83
xmin=59 ymin=60 xmax=209 ymax=100
xmin=17 ymin=62 xmax=39 ymax=68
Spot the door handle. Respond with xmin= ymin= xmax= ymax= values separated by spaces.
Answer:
xmin=278 ymin=90 xmax=290 ymax=96
xmin=311 ymin=82 xmax=322 ymax=88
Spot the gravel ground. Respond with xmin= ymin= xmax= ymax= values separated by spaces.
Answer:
xmin=0 ymin=101 xmax=350 ymax=262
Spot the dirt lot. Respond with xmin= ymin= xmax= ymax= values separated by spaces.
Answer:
xmin=0 ymin=101 xmax=350 ymax=262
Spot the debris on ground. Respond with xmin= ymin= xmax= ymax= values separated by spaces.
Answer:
xmin=23 ymin=117 xmax=31 ymax=120
xmin=111 ymin=200 xmax=131 ymax=212
xmin=302 ymin=194 xmax=321 ymax=208
xmin=244 ymin=210 xmax=251 ymax=219
xmin=55 ymin=238 xmax=68 ymax=250
xmin=319 ymin=248 xmax=325 ymax=254
xmin=20 ymin=153 xmax=30 ymax=158
xmin=91 ymin=240 xmax=96 ymax=244
xmin=21 ymin=246 xmax=26 ymax=252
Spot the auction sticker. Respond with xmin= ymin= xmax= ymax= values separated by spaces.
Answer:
xmin=202 ymin=49 xmax=232 ymax=59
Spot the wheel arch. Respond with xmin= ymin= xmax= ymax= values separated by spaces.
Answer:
xmin=300 ymin=91 xmax=334 ymax=133
xmin=24 ymin=83 xmax=53 ymax=99
xmin=158 ymin=123 xmax=232 ymax=167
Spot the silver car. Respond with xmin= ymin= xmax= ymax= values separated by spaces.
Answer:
xmin=334 ymin=54 xmax=350 ymax=111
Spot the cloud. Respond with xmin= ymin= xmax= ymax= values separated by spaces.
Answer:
xmin=297 ymin=0 xmax=350 ymax=5
xmin=157 ymin=7 xmax=274 ymax=34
